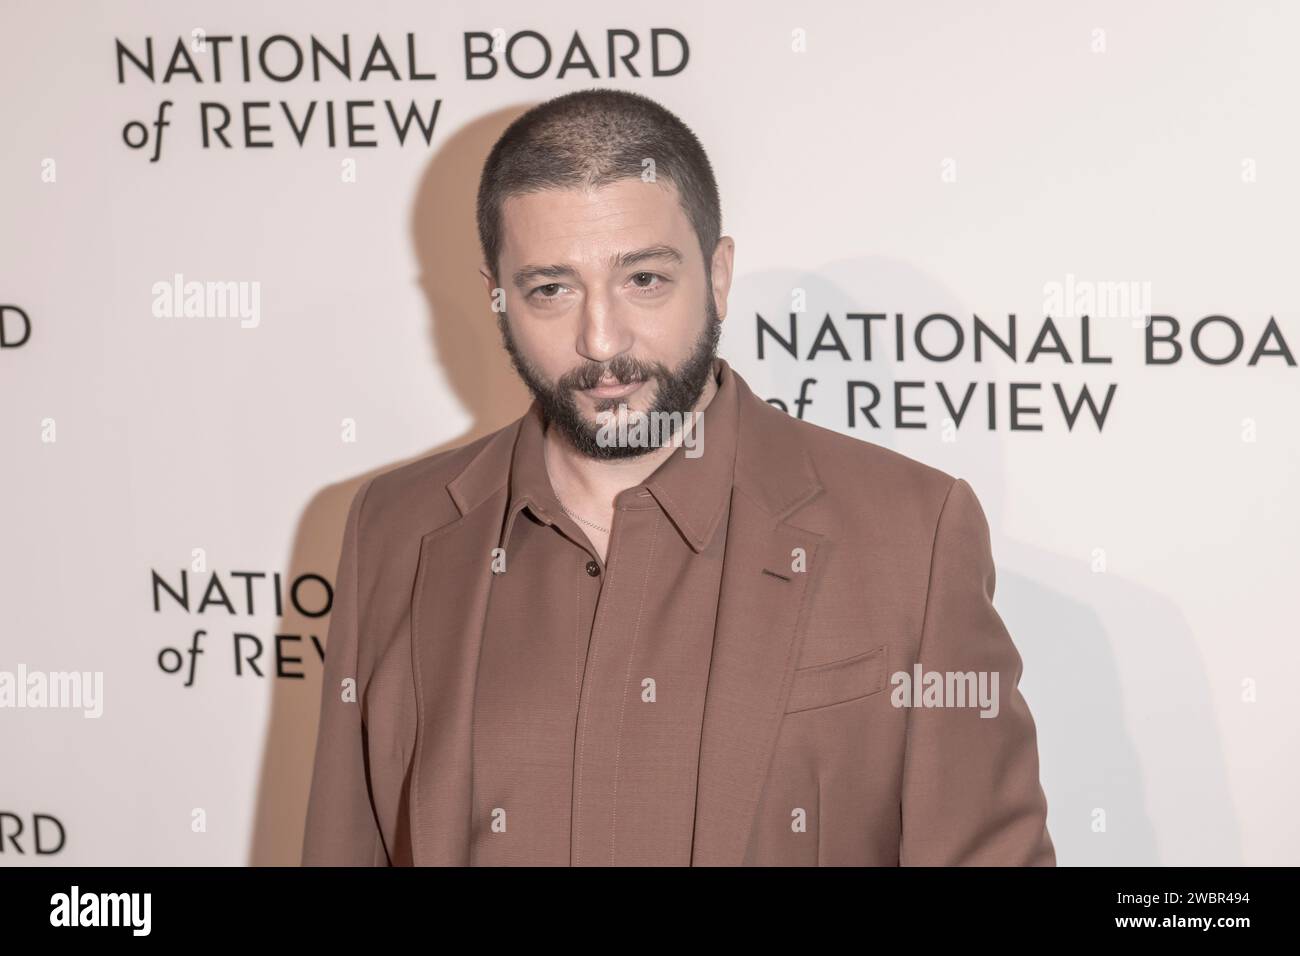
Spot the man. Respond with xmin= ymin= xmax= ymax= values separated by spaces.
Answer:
xmin=301 ymin=88 xmax=1055 ymax=866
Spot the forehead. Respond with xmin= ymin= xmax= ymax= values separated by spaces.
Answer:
xmin=499 ymin=178 xmax=696 ymax=268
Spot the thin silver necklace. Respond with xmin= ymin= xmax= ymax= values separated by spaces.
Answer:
xmin=544 ymin=436 xmax=610 ymax=534
xmin=558 ymin=500 xmax=609 ymax=534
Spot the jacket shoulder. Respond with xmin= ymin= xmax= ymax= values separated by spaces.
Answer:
xmin=761 ymin=408 xmax=969 ymax=593
xmin=354 ymin=420 xmax=521 ymax=535
xmin=768 ymin=403 xmax=957 ymax=507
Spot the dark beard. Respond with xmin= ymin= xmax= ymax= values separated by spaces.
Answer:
xmin=497 ymin=295 xmax=722 ymax=460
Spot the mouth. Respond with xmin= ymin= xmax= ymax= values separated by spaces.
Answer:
xmin=582 ymin=377 xmax=644 ymax=400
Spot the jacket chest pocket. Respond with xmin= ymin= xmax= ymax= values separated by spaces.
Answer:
xmin=784 ymin=644 xmax=887 ymax=714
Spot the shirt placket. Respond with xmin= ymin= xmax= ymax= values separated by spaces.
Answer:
xmin=569 ymin=492 xmax=660 ymax=866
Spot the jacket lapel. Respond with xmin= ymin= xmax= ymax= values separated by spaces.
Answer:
xmin=407 ymin=425 xmax=519 ymax=866
xmin=691 ymin=381 xmax=827 ymax=865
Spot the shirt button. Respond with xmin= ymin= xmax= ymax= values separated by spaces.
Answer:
xmin=585 ymin=560 xmax=600 ymax=577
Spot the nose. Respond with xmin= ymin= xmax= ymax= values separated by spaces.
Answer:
xmin=575 ymin=288 xmax=634 ymax=367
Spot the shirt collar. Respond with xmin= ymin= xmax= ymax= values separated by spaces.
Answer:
xmin=498 ymin=357 xmax=740 ymax=554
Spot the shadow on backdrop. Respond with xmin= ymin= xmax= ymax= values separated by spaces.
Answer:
xmin=248 ymin=104 xmax=533 ymax=866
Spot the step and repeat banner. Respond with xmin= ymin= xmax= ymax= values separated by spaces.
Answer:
xmin=2 ymin=1 xmax=1296 ymax=866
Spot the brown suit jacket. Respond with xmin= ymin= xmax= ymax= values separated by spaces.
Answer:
xmin=302 ymin=361 xmax=1056 ymax=866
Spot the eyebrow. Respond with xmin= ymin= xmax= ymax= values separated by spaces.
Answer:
xmin=511 ymin=244 xmax=684 ymax=290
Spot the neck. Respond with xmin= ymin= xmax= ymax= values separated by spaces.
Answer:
xmin=544 ymin=368 xmax=720 ymax=512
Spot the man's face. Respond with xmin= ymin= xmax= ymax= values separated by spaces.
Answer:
xmin=485 ymin=178 xmax=730 ymax=459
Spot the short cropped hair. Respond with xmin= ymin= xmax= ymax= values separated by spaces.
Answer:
xmin=476 ymin=88 xmax=722 ymax=284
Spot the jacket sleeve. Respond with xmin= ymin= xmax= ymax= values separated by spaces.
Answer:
xmin=301 ymin=477 xmax=390 ymax=866
xmin=899 ymin=478 xmax=1055 ymax=865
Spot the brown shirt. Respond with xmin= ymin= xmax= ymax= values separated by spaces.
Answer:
xmin=470 ymin=360 xmax=739 ymax=865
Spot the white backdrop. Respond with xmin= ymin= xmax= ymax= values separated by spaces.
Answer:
xmin=2 ymin=0 xmax=1297 ymax=866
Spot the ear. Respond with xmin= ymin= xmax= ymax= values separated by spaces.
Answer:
xmin=709 ymin=236 xmax=735 ymax=321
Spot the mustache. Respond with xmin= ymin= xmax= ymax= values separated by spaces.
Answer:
xmin=559 ymin=355 xmax=669 ymax=391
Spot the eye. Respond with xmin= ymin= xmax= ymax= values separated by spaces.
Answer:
xmin=529 ymin=282 xmax=569 ymax=302
xmin=629 ymin=272 xmax=668 ymax=294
